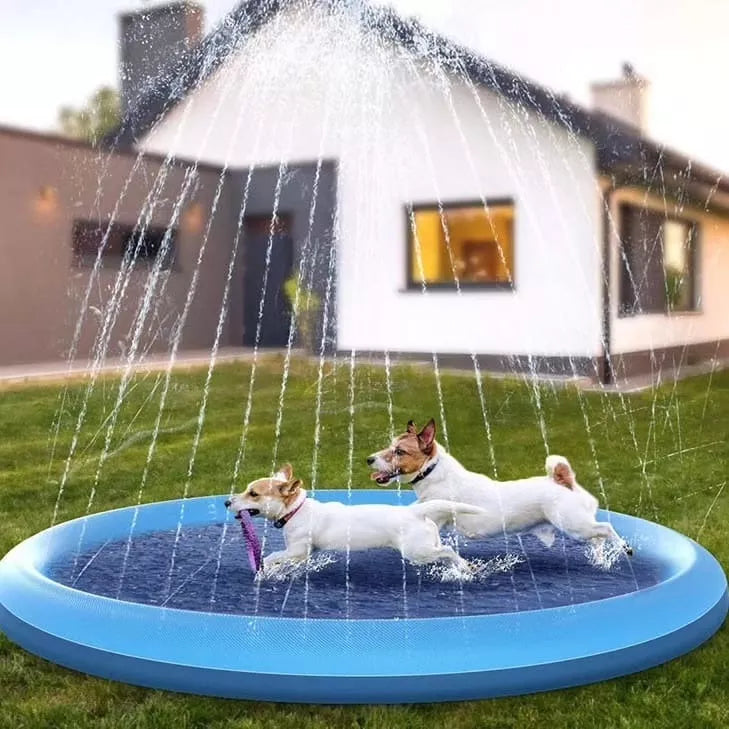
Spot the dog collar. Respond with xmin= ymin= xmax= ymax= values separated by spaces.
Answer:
xmin=410 ymin=459 xmax=438 ymax=485
xmin=273 ymin=500 xmax=305 ymax=529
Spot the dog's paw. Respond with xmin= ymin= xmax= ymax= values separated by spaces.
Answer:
xmin=531 ymin=524 xmax=556 ymax=549
xmin=456 ymin=559 xmax=473 ymax=575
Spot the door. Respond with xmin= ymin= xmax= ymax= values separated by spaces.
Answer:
xmin=242 ymin=214 xmax=294 ymax=347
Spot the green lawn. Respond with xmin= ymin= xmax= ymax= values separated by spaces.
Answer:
xmin=0 ymin=356 xmax=727 ymax=729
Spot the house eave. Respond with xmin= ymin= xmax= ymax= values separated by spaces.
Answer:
xmin=599 ymin=161 xmax=729 ymax=219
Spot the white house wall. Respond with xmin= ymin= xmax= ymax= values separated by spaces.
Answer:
xmin=609 ymin=187 xmax=729 ymax=354
xmin=141 ymin=6 xmax=604 ymax=360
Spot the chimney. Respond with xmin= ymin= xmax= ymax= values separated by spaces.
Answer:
xmin=590 ymin=63 xmax=650 ymax=132
xmin=119 ymin=1 xmax=204 ymax=117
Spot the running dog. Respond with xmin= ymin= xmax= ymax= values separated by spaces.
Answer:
xmin=225 ymin=463 xmax=488 ymax=570
xmin=367 ymin=419 xmax=632 ymax=555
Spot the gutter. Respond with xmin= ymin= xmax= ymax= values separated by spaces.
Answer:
xmin=601 ymin=183 xmax=616 ymax=385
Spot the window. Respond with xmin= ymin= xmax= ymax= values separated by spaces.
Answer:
xmin=72 ymin=219 xmax=176 ymax=269
xmin=618 ymin=205 xmax=698 ymax=315
xmin=408 ymin=202 xmax=514 ymax=288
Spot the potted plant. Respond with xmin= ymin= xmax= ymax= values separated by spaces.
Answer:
xmin=283 ymin=273 xmax=321 ymax=352
xmin=665 ymin=264 xmax=686 ymax=311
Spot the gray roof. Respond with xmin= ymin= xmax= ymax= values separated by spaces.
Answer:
xmin=109 ymin=0 xmax=729 ymax=214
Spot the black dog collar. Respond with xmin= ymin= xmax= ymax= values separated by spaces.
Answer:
xmin=273 ymin=500 xmax=305 ymax=529
xmin=410 ymin=459 xmax=438 ymax=485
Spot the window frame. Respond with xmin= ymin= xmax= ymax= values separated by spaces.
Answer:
xmin=71 ymin=218 xmax=178 ymax=271
xmin=404 ymin=198 xmax=516 ymax=292
xmin=617 ymin=204 xmax=701 ymax=318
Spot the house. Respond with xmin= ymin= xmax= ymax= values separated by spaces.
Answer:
xmin=3 ymin=0 xmax=728 ymax=384
xmin=0 ymin=126 xmax=237 ymax=366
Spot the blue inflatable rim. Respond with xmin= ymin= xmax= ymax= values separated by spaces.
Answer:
xmin=0 ymin=490 xmax=726 ymax=704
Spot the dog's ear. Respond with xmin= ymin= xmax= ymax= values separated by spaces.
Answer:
xmin=277 ymin=463 xmax=293 ymax=481
xmin=552 ymin=463 xmax=575 ymax=489
xmin=279 ymin=478 xmax=302 ymax=496
xmin=406 ymin=420 xmax=417 ymax=434
xmin=417 ymin=418 xmax=436 ymax=454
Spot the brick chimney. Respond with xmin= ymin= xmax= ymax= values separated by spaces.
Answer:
xmin=591 ymin=63 xmax=650 ymax=132
xmin=119 ymin=1 xmax=204 ymax=116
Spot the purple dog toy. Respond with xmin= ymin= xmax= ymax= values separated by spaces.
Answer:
xmin=237 ymin=510 xmax=263 ymax=573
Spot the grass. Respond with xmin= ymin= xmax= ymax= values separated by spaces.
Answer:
xmin=0 ymin=355 xmax=727 ymax=729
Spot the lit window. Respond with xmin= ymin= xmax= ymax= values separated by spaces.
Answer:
xmin=408 ymin=202 xmax=514 ymax=288
xmin=72 ymin=219 xmax=176 ymax=269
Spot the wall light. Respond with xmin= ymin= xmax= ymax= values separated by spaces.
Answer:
xmin=35 ymin=185 xmax=59 ymax=216
xmin=182 ymin=202 xmax=205 ymax=234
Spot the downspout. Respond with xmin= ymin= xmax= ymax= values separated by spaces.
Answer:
xmin=601 ymin=182 xmax=616 ymax=385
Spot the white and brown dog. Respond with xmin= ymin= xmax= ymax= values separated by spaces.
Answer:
xmin=367 ymin=419 xmax=632 ymax=556
xmin=225 ymin=463 xmax=487 ymax=570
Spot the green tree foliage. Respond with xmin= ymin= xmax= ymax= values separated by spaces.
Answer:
xmin=58 ymin=86 xmax=120 ymax=145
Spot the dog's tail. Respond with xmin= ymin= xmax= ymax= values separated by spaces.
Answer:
xmin=410 ymin=499 xmax=485 ymax=528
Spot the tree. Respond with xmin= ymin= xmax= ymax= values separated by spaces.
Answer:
xmin=58 ymin=86 xmax=121 ymax=145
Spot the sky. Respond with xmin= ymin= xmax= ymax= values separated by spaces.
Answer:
xmin=2 ymin=0 xmax=728 ymax=171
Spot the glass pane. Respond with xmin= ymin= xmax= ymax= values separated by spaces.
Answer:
xmin=72 ymin=220 xmax=126 ymax=267
xmin=410 ymin=205 xmax=514 ymax=285
xmin=663 ymin=219 xmax=693 ymax=311
xmin=72 ymin=220 xmax=174 ymax=269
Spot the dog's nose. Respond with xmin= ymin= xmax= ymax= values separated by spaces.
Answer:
xmin=366 ymin=456 xmax=375 ymax=466
xmin=224 ymin=499 xmax=231 ymax=508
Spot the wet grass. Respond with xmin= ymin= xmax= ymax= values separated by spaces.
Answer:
xmin=0 ymin=356 xmax=727 ymax=729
